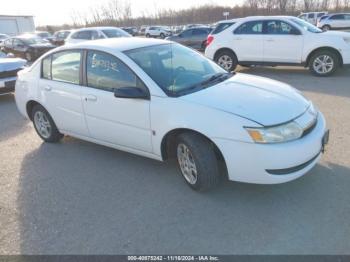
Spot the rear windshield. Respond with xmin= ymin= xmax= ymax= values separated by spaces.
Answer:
xmin=211 ymin=22 xmax=235 ymax=34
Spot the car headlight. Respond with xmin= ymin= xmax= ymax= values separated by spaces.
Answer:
xmin=245 ymin=121 xmax=303 ymax=144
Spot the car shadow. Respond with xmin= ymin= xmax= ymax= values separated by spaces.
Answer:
xmin=0 ymin=94 xmax=31 ymax=141
xmin=236 ymin=66 xmax=350 ymax=98
xmin=17 ymin=137 xmax=350 ymax=254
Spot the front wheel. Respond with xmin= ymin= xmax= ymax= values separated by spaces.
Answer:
xmin=214 ymin=50 xmax=238 ymax=72
xmin=160 ymin=33 xmax=165 ymax=39
xmin=145 ymin=33 xmax=150 ymax=38
xmin=309 ymin=50 xmax=339 ymax=76
xmin=32 ymin=104 xmax=63 ymax=143
xmin=176 ymin=133 xmax=220 ymax=191
xmin=322 ymin=25 xmax=331 ymax=31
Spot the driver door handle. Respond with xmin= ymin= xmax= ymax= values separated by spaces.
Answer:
xmin=84 ymin=94 xmax=97 ymax=102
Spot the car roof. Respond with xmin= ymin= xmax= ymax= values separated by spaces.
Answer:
xmin=62 ymin=37 xmax=170 ymax=52
xmin=72 ymin=27 xmax=122 ymax=32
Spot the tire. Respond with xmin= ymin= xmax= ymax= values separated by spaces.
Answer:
xmin=309 ymin=50 xmax=339 ymax=77
xmin=322 ymin=25 xmax=331 ymax=31
xmin=24 ymin=52 xmax=32 ymax=62
xmin=160 ymin=33 xmax=165 ymax=39
xmin=176 ymin=132 xmax=220 ymax=191
xmin=146 ymin=33 xmax=150 ymax=38
xmin=31 ymin=104 xmax=63 ymax=143
xmin=214 ymin=50 xmax=238 ymax=72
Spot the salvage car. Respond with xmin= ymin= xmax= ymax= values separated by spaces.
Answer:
xmin=65 ymin=27 xmax=131 ymax=44
xmin=51 ymin=30 xmax=72 ymax=46
xmin=205 ymin=16 xmax=350 ymax=76
xmin=0 ymin=51 xmax=26 ymax=94
xmin=2 ymin=35 xmax=55 ymax=61
xmin=15 ymin=38 xmax=329 ymax=191
xmin=166 ymin=27 xmax=212 ymax=51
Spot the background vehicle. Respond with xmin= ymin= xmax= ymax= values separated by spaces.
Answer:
xmin=32 ymin=31 xmax=54 ymax=42
xmin=298 ymin=12 xmax=328 ymax=25
xmin=166 ymin=27 xmax=212 ymax=51
xmin=65 ymin=27 xmax=131 ymax=44
xmin=0 ymin=33 xmax=9 ymax=46
xmin=121 ymin=27 xmax=137 ymax=36
xmin=0 ymin=15 xmax=35 ymax=36
xmin=138 ymin=25 xmax=148 ymax=35
xmin=145 ymin=26 xmax=172 ymax=38
xmin=2 ymin=35 xmax=55 ymax=61
xmin=317 ymin=13 xmax=350 ymax=31
xmin=0 ymin=51 xmax=26 ymax=94
xmin=205 ymin=16 xmax=350 ymax=76
xmin=15 ymin=38 xmax=328 ymax=191
xmin=51 ymin=30 xmax=72 ymax=46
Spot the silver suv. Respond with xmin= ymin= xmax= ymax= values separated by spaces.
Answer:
xmin=317 ymin=13 xmax=350 ymax=31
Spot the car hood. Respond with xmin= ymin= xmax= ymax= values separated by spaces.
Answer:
xmin=0 ymin=58 xmax=27 ymax=72
xmin=321 ymin=31 xmax=350 ymax=38
xmin=180 ymin=73 xmax=310 ymax=126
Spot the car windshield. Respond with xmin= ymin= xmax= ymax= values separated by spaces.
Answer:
xmin=290 ymin=17 xmax=323 ymax=33
xmin=102 ymin=29 xmax=131 ymax=38
xmin=20 ymin=37 xmax=48 ymax=45
xmin=125 ymin=43 xmax=232 ymax=97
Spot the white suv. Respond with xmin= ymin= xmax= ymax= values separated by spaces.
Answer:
xmin=65 ymin=27 xmax=131 ymax=44
xmin=298 ymin=12 xmax=328 ymax=25
xmin=205 ymin=16 xmax=350 ymax=76
xmin=145 ymin=26 xmax=171 ymax=38
xmin=317 ymin=13 xmax=350 ymax=31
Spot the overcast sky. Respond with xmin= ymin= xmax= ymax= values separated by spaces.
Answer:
xmin=1 ymin=0 xmax=242 ymax=26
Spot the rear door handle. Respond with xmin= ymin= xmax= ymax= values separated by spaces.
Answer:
xmin=44 ymin=85 xmax=52 ymax=91
xmin=266 ymin=38 xmax=274 ymax=42
xmin=84 ymin=95 xmax=97 ymax=102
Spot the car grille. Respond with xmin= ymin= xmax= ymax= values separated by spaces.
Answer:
xmin=0 ymin=68 xmax=21 ymax=78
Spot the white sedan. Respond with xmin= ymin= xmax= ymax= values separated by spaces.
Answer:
xmin=15 ymin=38 xmax=329 ymax=191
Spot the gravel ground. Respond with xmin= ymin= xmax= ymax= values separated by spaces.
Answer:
xmin=0 ymin=66 xmax=349 ymax=255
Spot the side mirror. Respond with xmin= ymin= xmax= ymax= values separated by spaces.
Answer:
xmin=290 ymin=28 xmax=301 ymax=35
xmin=114 ymin=87 xmax=149 ymax=99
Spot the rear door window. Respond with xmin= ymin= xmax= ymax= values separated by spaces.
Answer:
xmin=234 ymin=21 xmax=263 ymax=34
xmin=211 ymin=22 xmax=235 ymax=34
xmin=51 ymin=50 xmax=81 ymax=84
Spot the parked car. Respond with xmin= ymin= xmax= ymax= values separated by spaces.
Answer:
xmin=183 ymin=24 xmax=207 ymax=30
xmin=138 ymin=25 xmax=148 ymax=35
xmin=205 ymin=16 xmax=350 ymax=76
xmin=33 ymin=31 xmax=54 ymax=42
xmin=15 ymin=38 xmax=329 ymax=191
xmin=1 ymin=35 xmax=55 ymax=61
xmin=51 ymin=30 xmax=72 ymax=46
xmin=121 ymin=27 xmax=137 ymax=36
xmin=0 ymin=51 xmax=26 ymax=95
xmin=0 ymin=33 xmax=9 ymax=46
xmin=317 ymin=13 xmax=350 ymax=31
xmin=166 ymin=27 xmax=212 ymax=51
xmin=65 ymin=27 xmax=131 ymax=44
xmin=298 ymin=12 xmax=328 ymax=25
xmin=145 ymin=26 xmax=171 ymax=38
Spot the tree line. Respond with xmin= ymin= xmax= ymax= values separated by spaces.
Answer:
xmin=38 ymin=0 xmax=350 ymax=32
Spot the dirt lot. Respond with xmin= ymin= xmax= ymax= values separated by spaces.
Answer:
xmin=0 ymin=66 xmax=349 ymax=254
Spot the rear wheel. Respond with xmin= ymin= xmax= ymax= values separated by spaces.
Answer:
xmin=214 ymin=50 xmax=238 ymax=72
xmin=32 ymin=104 xmax=63 ymax=143
xmin=309 ymin=50 xmax=339 ymax=76
xmin=322 ymin=25 xmax=331 ymax=31
xmin=146 ymin=33 xmax=150 ymax=38
xmin=175 ymin=133 xmax=220 ymax=191
xmin=160 ymin=33 xmax=165 ymax=39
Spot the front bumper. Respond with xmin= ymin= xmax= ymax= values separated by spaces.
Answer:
xmin=0 ymin=76 xmax=17 ymax=94
xmin=213 ymin=112 xmax=327 ymax=184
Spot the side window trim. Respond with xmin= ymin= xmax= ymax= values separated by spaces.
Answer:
xmin=82 ymin=49 xmax=150 ymax=99
xmin=40 ymin=49 xmax=83 ymax=85
xmin=263 ymin=20 xmax=302 ymax=35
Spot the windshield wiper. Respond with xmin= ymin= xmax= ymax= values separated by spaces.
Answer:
xmin=176 ymin=72 xmax=233 ymax=96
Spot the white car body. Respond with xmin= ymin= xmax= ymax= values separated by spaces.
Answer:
xmin=317 ymin=13 xmax=350 ymax=30
xmin=65 ymin=27 xmax=131 ymax=45
xmin=145 ymin=26 xmax=171 ymax=38
xmin=15 ymin=38 xmax=328 ymax=185
xmin=205 ymin=16 xmax=350 ymax=68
